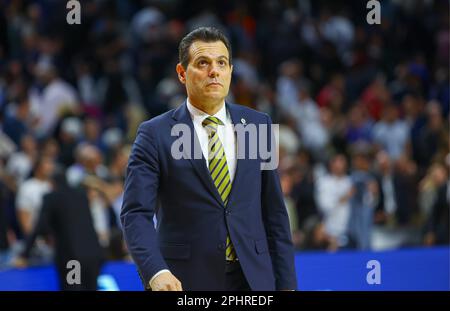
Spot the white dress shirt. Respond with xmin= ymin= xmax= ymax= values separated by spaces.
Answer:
xmin=149 ymin=99 xmax=237 ymax=288
xmin=186 ymin=99 xmax=237 ymax=182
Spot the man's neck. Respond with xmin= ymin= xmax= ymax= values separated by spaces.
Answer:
xmin=188 ymin=98 xmax=225 ymax=115
xmin=35 ymin=176 xmax=47 ymax=182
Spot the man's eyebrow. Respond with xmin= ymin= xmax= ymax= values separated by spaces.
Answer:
xmin=193 ymin=56 xmax=210 ymax=62
xmin=194 ymin=55 xmax=229 ymax=61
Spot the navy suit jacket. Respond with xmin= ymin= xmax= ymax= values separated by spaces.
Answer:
xmin=121 ymin=101 xmax=297 ymax=290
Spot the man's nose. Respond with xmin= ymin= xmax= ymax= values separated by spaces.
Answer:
xmin=208 ymin=63 xmax=220 ymax=78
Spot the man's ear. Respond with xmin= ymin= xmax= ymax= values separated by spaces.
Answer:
xmin=176 ymin=63 xmax=186 ymax=84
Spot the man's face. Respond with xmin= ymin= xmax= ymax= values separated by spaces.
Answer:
xmin=177 ymin=40 xmax=233 ymax=105
xmin=38 ymin=157 xmax=55 ymax=179
xmin=331 ymin=156 xmax=347 ymax=175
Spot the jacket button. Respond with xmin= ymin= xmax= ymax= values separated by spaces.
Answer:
xmin=225 ymin=210 xmax=231 ymax=216
xmin=218 ymin=243 xmax=225 ymax=250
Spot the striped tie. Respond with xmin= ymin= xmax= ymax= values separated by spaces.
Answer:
xmin=202 ymin=116 xmax=237 ymax=261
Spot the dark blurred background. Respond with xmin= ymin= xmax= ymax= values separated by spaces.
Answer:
xmin=0 ymin=0 xmax=448 ymax=289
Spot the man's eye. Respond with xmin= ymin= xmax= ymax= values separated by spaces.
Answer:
xmin=199 ymin=60 xmax=208 ymax=66
xmin=218 ymin=60 xmax=226 ymax=66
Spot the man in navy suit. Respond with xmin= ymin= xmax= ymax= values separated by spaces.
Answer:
xmin=121 ymin=27 xmax=297 ymax=291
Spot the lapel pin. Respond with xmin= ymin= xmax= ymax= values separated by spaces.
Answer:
xmin=240 ymin=118 xmax=246 ymax=125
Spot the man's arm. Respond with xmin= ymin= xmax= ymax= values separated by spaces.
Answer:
xmin=16 ymin=184 xmax=34 ymax=236
xmin=17 ymin=209 xmax=32 ymax=236
xmin=121 ymin=123 xmax=181 ymax=290
xmin=261 ymin=114 xmax=297 ymax=290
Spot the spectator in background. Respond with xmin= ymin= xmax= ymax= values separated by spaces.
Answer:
xmin=423 ymin=178 xmax=450 ymax=247
xmin=2 ymin=95 xmax=34 ymax=146
xmin=320 ymin=104 xmax=348 ymax=157
xmin=66 ymin=143 xmax=110 ymax=246
xmin=5 ymin=134 xmax=37 ymax=187
xmin=280 ymin=169 xmax=302 ymax=249
xmin=276 ymin=59 xmax=308 ymax=114
xmin=360 ymin=75 xmax=391 ymax=122
xmin=15 ymin=169 xmax=104 ymax=290
xmin=392 ymin=155 xmax=420 ymax=226
xmin=418 ymin=163 xmax=448 ymax=223
xmin=82 ymin=144 xmax=130 ymax=260
xmin=15 ymin=155 xmax=54 ymax=236
xmin=374 ymin=151 xmax=400 ymax=227
xmin=291 ymin=149 xmax=318 ymax=235
xmin=348 ymin=145 xmax=378 ymax=250
xmin=40 ymin=137 xmax=60 ymax=161
xmin=302 ymin=216 xmax=338 ymax=252
xmin=84 ymin=182 xmax=110 ymax=248
xmin=97 ymin=58 xmax=142 ymax=130
xmin=104 ymin=145 xmax=130 ymax=228
xmin=277 ymin=120 xmax=301 ymax=159
xmin=66 ymin=143 xmax=108 ymax=188
xmin=403 ymin=93 xmax=428 ymax=173
xmin=430 ymin=67 xmax=449 ymax=117
xmin=291 ymin=83 xmax=329 ymax=158
xmin=373 ymin=150 xmax=419 ymax=231
xmin=107 ymin=145 xmax=130 ymax=181
xmin=30 ymin=58 xmax=79 ymax=138
xmin=2 ymin=135 xmax=38 ymax=241
xmin=372 ymin=104 xmax=410 ymax=160
xmin=316 ymin=73 xmax=346 ymax=111
xmin=1 ymin=135 xmax=39 ymax=244
xmin=345 ymin=104 xmax=374 ymax=145
xmin=316 ymin=154 xmax=353 ymax=249
xmin=0 ymin=128 xmax=16 ymax=161
xmin=413 ymin=101 xmax=448 ymax=173
xmin=82 ymin=117 xmax=105 ymax=153
xmin=56 ymin=117 xmax=83 ymax=167
xmin=75 ymin=59 xmax=99 ymax=110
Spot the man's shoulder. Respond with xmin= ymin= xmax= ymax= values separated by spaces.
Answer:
xmin=20 ymin=178 xmax=46 ymax=191
xmin=226 ymin=102 xmax=271 ymax=124
xmin=137 ymin=103 xmax=273 ymax=133
xmin=138 ymin=108 xmax=176 ymax=132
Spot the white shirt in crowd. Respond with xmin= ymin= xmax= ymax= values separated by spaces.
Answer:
xmin=30 ymin=78 xmax=78 ymax=136
xmin=315 ymin=174 xmax=353 ymax=243
xmin=16 ymin=178 xmax=52 ymax=229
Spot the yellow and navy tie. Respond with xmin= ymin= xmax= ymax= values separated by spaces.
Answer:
xmin=202 ymin=116 xmax=237 ymax=261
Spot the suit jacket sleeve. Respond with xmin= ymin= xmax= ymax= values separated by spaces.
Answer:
xmin=261 ymin=114 xmax=298 ymax=290
xmin=121 ymin=122 xmax=168 ymax=287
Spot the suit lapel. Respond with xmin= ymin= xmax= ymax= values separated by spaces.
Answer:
xmin=226 ymin=102 xmax=246 ymax=208
xmin=170 ymin=102 xmax=224 ymax=208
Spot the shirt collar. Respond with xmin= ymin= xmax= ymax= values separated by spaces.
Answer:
xmin=186 ymin=98 xmax=227 ymax=125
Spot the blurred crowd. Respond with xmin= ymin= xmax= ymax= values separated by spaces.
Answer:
xmin=0 ymin=0 xmax=449 ymax=271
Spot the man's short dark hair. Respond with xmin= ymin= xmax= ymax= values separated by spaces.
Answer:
xmin=178 ymin=27 xmax=232 ymax=69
